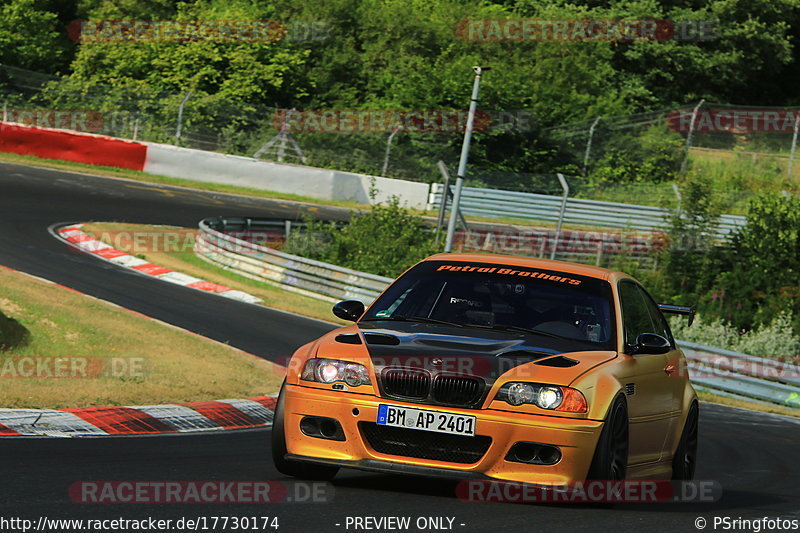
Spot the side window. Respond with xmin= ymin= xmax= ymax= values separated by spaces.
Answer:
xmin=638 ymin=287 xmax=675 ymax=346
xmin=618 ymin=281 xmax=656 ymax=348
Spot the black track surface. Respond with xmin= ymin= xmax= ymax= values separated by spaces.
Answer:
xmin=1 ymin=162 xmax=799 ymax=532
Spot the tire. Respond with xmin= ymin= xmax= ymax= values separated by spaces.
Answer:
xmin=587 ymin=396 xmax=629 ymax=480
xmin=671 ymin=402 xmax=699 ymax=480
xmin=271 ymin=381 xmax=339 ymax=481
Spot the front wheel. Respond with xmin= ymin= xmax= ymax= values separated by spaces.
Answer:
xmin=271 ymin=381 xmax=339 ymax=481
xmin=671 ymin=402 xmax=699 ymax=480
xmin=587 ymin=396 xmax=629 ymax=480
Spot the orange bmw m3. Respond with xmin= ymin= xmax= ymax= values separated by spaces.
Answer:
xmin=272 ymin=254 xmax=698 ymax=485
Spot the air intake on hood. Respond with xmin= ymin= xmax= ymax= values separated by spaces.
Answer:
xmin=534 ymin=356 xmax=579 ymax=368
xmin=335 ymin=333 xmax=362 ymax=345
xmin=364 ymin=333 xmax=401 ymax=345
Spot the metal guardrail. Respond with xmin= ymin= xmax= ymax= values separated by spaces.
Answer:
xmin=679 ymin=340 xmax=800 ymax=408
xmin=428 ymin=184 xmax=747 ymax=238
xmin=193 ymin=221 xmax=796 ymax=409
xmin=195 ymin=217 xmax=391 ymax=304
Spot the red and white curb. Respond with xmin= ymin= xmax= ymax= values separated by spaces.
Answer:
xmin=54 ymin=224 xmax=260 ymax=304
xmin=0 ymin=396 xmax=277 ymax=437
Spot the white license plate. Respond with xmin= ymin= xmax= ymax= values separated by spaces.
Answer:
xmin=377 ymin=404 xmax=476 ymax=436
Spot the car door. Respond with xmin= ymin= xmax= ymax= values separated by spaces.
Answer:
xmin=637 ymin=287 xmax=685 ymax=460
xmin=617 ymin=280 xmax=675 ymax=465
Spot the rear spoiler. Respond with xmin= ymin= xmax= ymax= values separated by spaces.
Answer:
xmin=658 ymin=304 xmax=696 ymax=326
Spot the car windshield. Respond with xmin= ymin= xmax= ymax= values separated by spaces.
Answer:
xmin=362 ymin=260 xmax=616 ymax=350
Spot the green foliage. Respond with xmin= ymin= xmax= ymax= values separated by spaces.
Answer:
xmin=704 ymin=194 xmax=800 ymax=332
xmin=671 ymin=313 xmax=800 ymax=360
xmin=0 ymin=0 xmax=68 ymax=72
xmin=284 ymin=194 xmax=440 ymax=277
xmin=587 ymin=124 xmax=685 ymax=184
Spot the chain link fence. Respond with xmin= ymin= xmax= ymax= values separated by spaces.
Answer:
xmin=3 ymin=63 xmax=793 ymax=216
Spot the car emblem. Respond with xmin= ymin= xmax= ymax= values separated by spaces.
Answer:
xmin=431 ymin=357 xmax=443 ymax=367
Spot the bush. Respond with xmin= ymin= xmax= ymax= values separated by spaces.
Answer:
xmin=283 ymin=194 xmax=441 ymax=278
xmin=671 ymin=313 xmax=800 ymax=361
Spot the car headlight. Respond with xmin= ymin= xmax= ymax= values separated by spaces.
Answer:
xmin=496 ymin=382 xmax=587 ymax=413
xmin=301 ymin=358 xmax=370 ymax=387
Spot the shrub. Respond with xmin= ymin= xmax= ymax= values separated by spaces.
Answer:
xmin=671 ymin=313 xmax=800 ymax=361
xmin=283 ymin=194 xmax=441 ymax=278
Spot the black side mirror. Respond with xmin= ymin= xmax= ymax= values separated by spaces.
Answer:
xmin=629 ymin=333 xmax=671 ymax=355
xmin=332 ymin=300 xmax=365 ymax=321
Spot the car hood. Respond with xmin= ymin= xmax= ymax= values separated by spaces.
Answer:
xmin=315 ymin=322 xmax=617 ymax=387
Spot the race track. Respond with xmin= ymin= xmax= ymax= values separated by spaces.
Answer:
xmin=1 ymin=161 xmax=798 ymax=532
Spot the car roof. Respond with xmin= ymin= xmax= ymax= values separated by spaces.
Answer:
xmin=422 ymin=252 xmax=625 ymax=282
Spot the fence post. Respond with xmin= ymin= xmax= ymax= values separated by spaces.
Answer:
xmin=583 ymin=116 xmax=601 ymax=175
xmin=549 ymin=173 xmax=570 ymax=260
xmin=2 ymin=101 xmax=7 ymax=122
xmin=175 ymin=90 xmax=193 ymax=144
xmin=672 ymin=183 xmax=682 ymax=216
xmin=787 ymin=115 xmax=800 ymax=183
xmin=435 ymin=161 xmax=451 ymax=232
xmin=382 ymin=125 xmax=402 ymax=176
xmin=595 ymin=241 xmax=603 ymax=266
xmin=680 ymin=99 xmax=705 ymax=174
xmin=445 ymin=66 xmax=487 ymax=253
xmin=132 ymin=117 xmax=140 ymax=141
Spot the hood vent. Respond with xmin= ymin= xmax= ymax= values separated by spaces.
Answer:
xmin=534 ymin=356 xmax=579 ymax=368
xmin=335 ymin=333 xmax=362 ymax=345
xmin=364 ymin=333 xmax=401 ymax=346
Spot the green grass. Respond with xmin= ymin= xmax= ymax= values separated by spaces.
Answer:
xmin=0 ymin=266 xmax=284 ymax=409
xmin=697 ymin=390 xmax=799 ymax=419
xmin=81 ymin=222 xmax=347 ymax=325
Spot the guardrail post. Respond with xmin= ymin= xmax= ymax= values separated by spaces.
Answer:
xmin=285 ymin=220 xmax=292 ymax=241
xmin=549 ymin=173 xmax=570 ymax=260
xmin=595 ymin=241 xmax=603 ymax=266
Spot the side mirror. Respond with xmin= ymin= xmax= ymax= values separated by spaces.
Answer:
xmin=629 ymin=333 xmax=671 ymax=355
xmin=332 ymin=300 xmax=365 ymax=322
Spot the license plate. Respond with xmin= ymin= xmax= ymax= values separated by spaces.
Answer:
xmin=377 ymin=404 xmax=476 ymax=437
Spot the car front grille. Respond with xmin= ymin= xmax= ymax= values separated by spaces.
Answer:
xmin=432 ymin=375 xmax=484 ymax=405
xmin=359 ymin=422 xmax=492 ymax=464
xmin=381 ymin=368 xmax=430 ymax=399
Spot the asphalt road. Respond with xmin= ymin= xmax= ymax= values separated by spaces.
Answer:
xmin=1 ymin=162 xmax=798 ymax=532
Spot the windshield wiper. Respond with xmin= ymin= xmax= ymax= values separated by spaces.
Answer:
xmin=480 ymin=323 xmax=569 ymax=340
xmin=361 ymin=315 xmax=464 ymax=327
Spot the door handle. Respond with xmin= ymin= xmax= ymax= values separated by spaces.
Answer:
xmin=664 ymin=363 xmax=677 ymax=376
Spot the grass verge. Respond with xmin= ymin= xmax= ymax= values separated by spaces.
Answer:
xmin=697 ymin=390 xmax=799 ymax=419
xmin=80 ymin=222 xmax=346 ymax=326
xmin=0 ymin=266 xmax=284 ymax=409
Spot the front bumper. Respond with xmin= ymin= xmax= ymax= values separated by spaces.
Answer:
xmin=282 ymin=384 xmax=604 ymax=484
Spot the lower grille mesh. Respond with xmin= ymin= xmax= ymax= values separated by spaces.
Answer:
xmin=359 ymin=422 xmax=491 ymax=464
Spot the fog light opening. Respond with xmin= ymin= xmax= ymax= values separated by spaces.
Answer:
xmin=300 ymin=417 xmax=320 ymax=437
xmin=352 ymin=408 xmax=360 ymax=416
xmin=319 ymin=419 xmax=339 ymax=438
xmin=514 ymin=443 xmax=539 ymax=463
